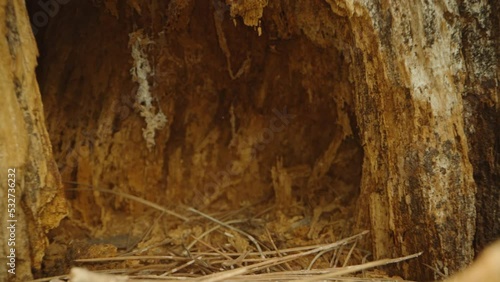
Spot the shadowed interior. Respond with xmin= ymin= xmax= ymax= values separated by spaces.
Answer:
xmin=28 ymin=0 xmax=364 ymax=276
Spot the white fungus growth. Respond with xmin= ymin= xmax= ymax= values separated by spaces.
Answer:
xmin=129 ymin=30 xmax=167 ymax=150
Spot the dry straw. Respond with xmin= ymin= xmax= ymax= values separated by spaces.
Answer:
xmin=32 ymin=184 xmax=421 ymax=282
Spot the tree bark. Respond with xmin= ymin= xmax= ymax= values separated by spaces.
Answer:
xmin=0 ymin=0 xmax=67 ymax=281
xmin=340 ymin=1 xmax=478 ymax=279
xmin=341 ymin=1 xmax=498 ymax=279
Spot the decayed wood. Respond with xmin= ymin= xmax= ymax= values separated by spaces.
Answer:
xmin=334 ymin=1 xmax=478 ymax=279
xmin=0 ymin=0 xmax=67 ymax=280
xmin=5 ymin=0 xmax=496 ymax=280
xmin=326 ymin=0 xmax=497 ymax=279
xmin=459 ymin=0 xmax=499 ymax=253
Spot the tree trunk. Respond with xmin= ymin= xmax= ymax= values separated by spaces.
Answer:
xmin=343 ymin=1 xmax=498 ymax=278
xmin=1 ymin=0 xmax=498 ymax=280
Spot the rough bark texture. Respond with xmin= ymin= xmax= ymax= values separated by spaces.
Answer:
xmin=338 ymin=0 xmax=498 ymax=278
xmin=459 ymin=0 xmax=500 ymax=254
xmin=344 ymin=1 xmax=479 ymax=278
xmin=0 ymin=0 xmax=67 ymax=281
xmin=0 ymin=0 xmax=498 ymax=280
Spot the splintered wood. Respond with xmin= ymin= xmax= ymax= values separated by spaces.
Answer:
xmin=271 ymin=157 xmax=293 ymax=208
xmin=213 ymin=2 xmax=252 ymax=80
